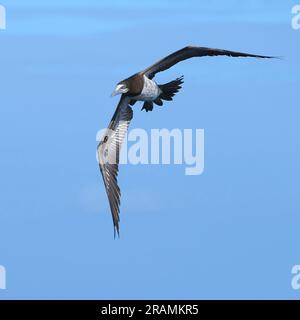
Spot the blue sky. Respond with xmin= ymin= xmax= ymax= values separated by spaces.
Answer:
xmin=0 ymin=0 xmax=300 ymax=299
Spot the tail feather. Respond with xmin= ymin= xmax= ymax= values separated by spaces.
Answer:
xmin=157 ymin=76 xmax=184 ymax=104
xmin=142 ymin=76 xmax=184 ymax=111
xmin=154 ymin=98 xmax=163 ymax=106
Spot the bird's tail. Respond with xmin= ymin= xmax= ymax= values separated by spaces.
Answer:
xmin=141 ymin=76 xmax=184 ymax=112
xmin=155 ymin=76 xmax=184 ymax=105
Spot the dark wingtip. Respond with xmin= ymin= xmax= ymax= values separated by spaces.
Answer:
xmin=256 ymin=55 xmax=281 ymax=59
xmin=113 ymin=225 xmax=120 ymax=239
xmin=272 ymin=56 xmax=284 ymax=60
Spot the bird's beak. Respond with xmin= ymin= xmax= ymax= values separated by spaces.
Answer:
xmin=111 ymin=88 xmax=119 ymax=97
xmin=111 ymin=84 xmax=128 ymax=97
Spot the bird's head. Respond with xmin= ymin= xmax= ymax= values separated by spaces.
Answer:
xmin=111 ymin=81 xmax=129 ymax=97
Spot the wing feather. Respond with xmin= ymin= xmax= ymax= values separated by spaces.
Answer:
xmin=97 ymin=96 xmax=133 ymax=237
xmin=143 ymin=46 xmax=275 ymax=78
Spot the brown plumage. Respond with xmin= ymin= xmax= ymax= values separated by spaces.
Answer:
xmin=119 ymin=73 xmax=144 ymax=97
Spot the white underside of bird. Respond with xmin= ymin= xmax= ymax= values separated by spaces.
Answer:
xmin=133 ymin=76 xmax=161 ymax=101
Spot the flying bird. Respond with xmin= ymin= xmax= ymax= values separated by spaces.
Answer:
xmin=97 ymin=46 xmax=275 ymax=236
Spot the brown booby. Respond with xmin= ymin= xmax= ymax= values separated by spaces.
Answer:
xmin=97 ymin=46 xmax=275 ymax=236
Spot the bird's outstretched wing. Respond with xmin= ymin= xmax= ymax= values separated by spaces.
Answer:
xmin=142 ymin=46 xmax=275 ymax=79
xmin=97 ymin=96 xmax=133 ymax=237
